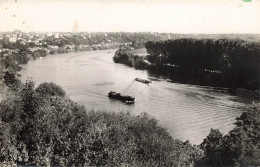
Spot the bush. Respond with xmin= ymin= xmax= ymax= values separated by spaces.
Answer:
xmin=113 ymin=50 xmax=149 ymax=69
xmin=35 ymin=82 xmax=66 ymax=97
xmin=33 ymin=49 xmax=47 ymax=58
xmin=3 ymin=69 xmax=20 ymax=88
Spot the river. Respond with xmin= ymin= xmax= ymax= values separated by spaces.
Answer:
xmin=20 ymin=49 xmax=246 ymax=144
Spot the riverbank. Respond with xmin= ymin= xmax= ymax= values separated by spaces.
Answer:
xmin=235 ymin=88 xmax=260 ymax=102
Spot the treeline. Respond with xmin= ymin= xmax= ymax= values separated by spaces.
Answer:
xmin=1 ymin=38 xmax=37 ymax=49
xmin=1 ymin=40 xmax=48 ymax=62
xmin=113 ymin=48 xmax=149 ymax=70
xmin=0 ymin=47 xmax=47 ymax=88
xmin=145 ymin=38 xmax=260 ymax=91
xmin=114 ymin=38 xmax=260 ymax=90
xmin=36 ymin=32 xmax=171 ymax=48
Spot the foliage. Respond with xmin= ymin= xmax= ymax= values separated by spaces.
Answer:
xmin=113 ymin=49 xmax=148 ymax=70
xmin=32 ymin=49 xmax=47 ymax=59
xmin=198 ymin=105 xmax=260 ymax=166
xmin=2 ymin=55 xmax=22 ymax=72
xmin=35 ymin=82 xmax=66 ymax=97
xmin=0 ymin=86 xmax=29 ymax=166
xmin=3 ymin=69 xmax=21 ymax=89
xmin=40 ymin=32 xmax=172 ymax=49
xmin=198 ymin=129 xmax=225 ymax=166
xmin=145 ymin=39 xmax=260 ymax=90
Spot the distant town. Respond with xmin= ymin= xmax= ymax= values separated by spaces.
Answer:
xmin=1 ymin=30 xmax=260 ymax=57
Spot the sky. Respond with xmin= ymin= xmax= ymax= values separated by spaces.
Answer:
xmin=0 ymin=0 xmax=259 ymax=33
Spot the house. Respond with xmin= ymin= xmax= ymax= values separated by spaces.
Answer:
xmin=63 ymin=45 xmax=75 ymax=50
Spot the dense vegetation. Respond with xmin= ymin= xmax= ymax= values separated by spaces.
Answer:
xmin=145 ymin=39 xmax=260 ymax=90
xmin=197 ymin=105 xmax=260 ymax=166
xmin=113 ymin=38 xmax=260 ymax=91
xmin=113 ymin=48 xmax=149 ymax=70
xmin=1 ymin=40 xmax=48 ymax=65
xmin=35 ymin=82 xmax=66 ymax=97
xmin=40 ymin=32 xmax=170 ymax=48
xmin=0 ymin=32 xmax=173 ymax=66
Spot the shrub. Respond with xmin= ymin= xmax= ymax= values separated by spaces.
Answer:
xmin=3 ymin=69 xmax=20 ymax=88
xmin=113 ymin=50 xmax=149 ymax=69
xmin=35 ymin=82 xmax=66 ymax=97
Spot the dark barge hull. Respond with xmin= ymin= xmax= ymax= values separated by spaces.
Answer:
xmin=108 ymin=91 xmax=135 ymax=104
xmin=135 ymin=78 xmax=151 ymax=84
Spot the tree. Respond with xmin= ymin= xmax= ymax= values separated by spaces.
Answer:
xmin=198 ymin=105 xmax=260 ymax=166
xmin=35 ymin=82 xmax=66 ymax=97
xmin=3 ymin=69 xmax=20 ymax=88
xmin=199 ymin=129 xmax=224 ymax=166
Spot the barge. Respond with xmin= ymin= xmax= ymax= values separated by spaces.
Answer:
xmin=108 ymin=91 xmax=135 ymax=104
xmin=135 ymin=78 xmax=152 ymax=84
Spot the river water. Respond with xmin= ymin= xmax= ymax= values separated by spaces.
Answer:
xmin=20 ymin=49 xmax=246 ymax=144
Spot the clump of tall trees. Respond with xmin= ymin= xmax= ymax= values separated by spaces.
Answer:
xmin=197 ymin=105 xmax=260 ymax=166
xmin=145 ymin=38 xmax=260 ymax=90
xmin=113 ymin=48 xmax=148 ymax=70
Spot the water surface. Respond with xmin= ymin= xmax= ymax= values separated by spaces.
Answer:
xmin=20 ymin=49 xmax=245 ymax=144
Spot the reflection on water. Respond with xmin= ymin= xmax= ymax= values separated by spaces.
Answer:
xmin=20 ymin=49 xmax=245 ymax=144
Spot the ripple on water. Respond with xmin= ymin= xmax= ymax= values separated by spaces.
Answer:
xmin=95 ymin=82 xmax=115 ymax=86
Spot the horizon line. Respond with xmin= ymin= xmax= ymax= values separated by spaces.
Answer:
xmin=1 ymin=30 xmax=260 ymax=35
